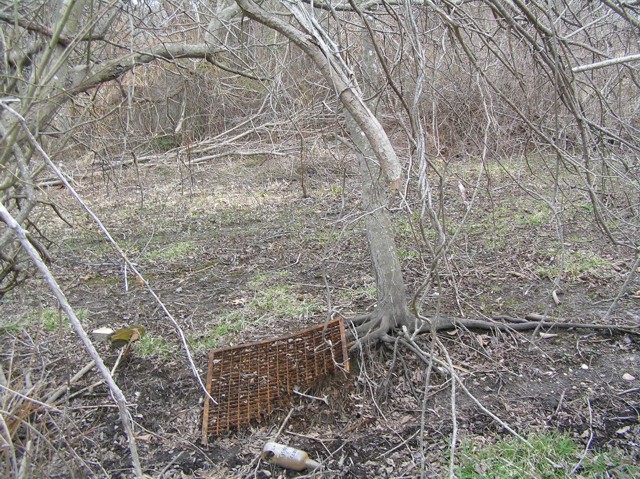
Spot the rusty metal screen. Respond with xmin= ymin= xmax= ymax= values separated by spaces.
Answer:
xmin=201 ymin=317 xmax=349 ymax=442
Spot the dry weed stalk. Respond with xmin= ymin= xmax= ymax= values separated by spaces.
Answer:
xmin=0 ymin=347 xmax=80 ymax=478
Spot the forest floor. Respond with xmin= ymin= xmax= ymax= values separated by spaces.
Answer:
xmin=1 ymin=147 xmax=639 ymax=478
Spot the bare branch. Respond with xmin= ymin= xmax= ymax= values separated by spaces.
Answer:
xmin=0 ymin=196 xmax=144 ymax=479
xmin=572 ymin=53 xmax=640 ymax=73
xmin=234 ymin=0 xmax=402 ymax=187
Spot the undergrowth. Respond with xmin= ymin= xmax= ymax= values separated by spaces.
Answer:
xmin=456 ymin=432 xmax=639 ymax=479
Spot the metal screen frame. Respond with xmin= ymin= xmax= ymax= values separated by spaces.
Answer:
xmin=202 ymin=317 xmax=349 ymax=443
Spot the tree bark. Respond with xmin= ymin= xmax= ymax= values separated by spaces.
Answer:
xmin=348 ymin=112 xmax=413 ymax=341
xmin=345 ymin=34 xmax=413 ymax=343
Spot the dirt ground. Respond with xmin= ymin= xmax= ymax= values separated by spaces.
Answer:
xmin=1 ymin=150 xmax=638 ymax=478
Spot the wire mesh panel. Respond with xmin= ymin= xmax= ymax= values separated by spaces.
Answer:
xmin=202 ymin=317 xmax=349 ymax=443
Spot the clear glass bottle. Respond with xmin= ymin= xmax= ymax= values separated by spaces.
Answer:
xmin=262 ymin=441 xmax=321 ymax=471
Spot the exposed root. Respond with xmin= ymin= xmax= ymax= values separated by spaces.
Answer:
xmin=348 ymin=310 xmax=639 ymax=348
xmin=349 ymin=310 xmax=413 ymax=348
xmin=349 ymin=313 xmax=373 ymax=326
xmin=349 ymin=311 xmax=388 ymax=348
xmin=427 ymin=313 xmax=639 ymax=335
xmin=353 ymin=312 xmax=383 ymax=336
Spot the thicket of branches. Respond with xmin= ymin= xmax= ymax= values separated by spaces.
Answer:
xmin=1 ymin=0 xmax=639 ymax=476
xmin=1 ymin=0 xmax=638 ymax=297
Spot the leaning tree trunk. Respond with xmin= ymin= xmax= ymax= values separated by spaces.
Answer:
xmin=233 ymin=0 xmax=413 ymax=343
xmin=345 ymin=34 xmax=413 ymax=343
xmin=348 ymin=112 xmax=414 ymax=342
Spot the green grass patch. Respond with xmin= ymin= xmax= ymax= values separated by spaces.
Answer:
xmin=338 ymin=283 xmax=376 ymax=302
xmin=0 ymin=318 xmax=25 ymax=334
xmin=198 ymin=271 xmax=323 ymax=346
xmin=329 ymin=184 xmax=343 ymax=196
xmin=535 ymin=250 xmax=612 ymax=281
xmin=314 ymin=230 xmax=340 ymax=245
xmin=135 ymin=334 xmax=173 ymax=358
xmin=189 ymin=316 xmax=246 ymax=353
xmin=143 ymin=240 xmax=195 ymax=262
xmin=188 ymin=334 xmax=222 ymax=354
xmin=151 ymin=134 xmax=180 ymax=152
xmin=1 ymin=306 xmax=90 ymax=335
xmin=40 ymin=308 xmax=68 ymax=332
xmin=398 ymin=248 xmax=419 ymax=260
xmin=515 ymin=207 xmax=551 ymax=227
xmin=184 ymin=271 xmax=325 ymax=350
xmin=35 ymin=307 xmax=89 ymax=332
xmin=246 ymin=275 xmax=322 ymax=319
xmin=456 ymin=432 xmax=639 ymax=479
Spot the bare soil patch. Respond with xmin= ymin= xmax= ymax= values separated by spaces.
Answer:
xmin=1 ymin=152 xmax=638 ymax=478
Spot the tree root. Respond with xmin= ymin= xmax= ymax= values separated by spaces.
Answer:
xmin=348 ymin=310 xmax=639 ymax=347
xmin=350 ymin=310 xmax=393 ymax=345
xmin=427 ymin=313 xmax=639 ymax=335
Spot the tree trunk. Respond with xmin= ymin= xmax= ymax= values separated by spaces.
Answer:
xmin=232 ymin=0 xmax=413 ymax=342
xmin=234 ymin=0 xmax=402 ymax=187
xmin=348 ymin=113 xmax=413 ymax=341
xmin=345 ymin=36 xmax=413 ymax=343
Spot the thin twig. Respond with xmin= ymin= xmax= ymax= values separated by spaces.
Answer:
xmin=110 ymin=348 xmax=126 ymax=376
xmin=602 ymin=255 xmax=640 ymax=323
xmin=46 ymin=360 xmax=96 ymax=404
xmin=417 ymin=330 xmax=436 ymax=479
xmin=0 ymin=407 xmax=20 ymax=477
xmin=275 ymin=408 xmax=295 ymax=438
xmin=293 ymin=389 xmax=330 ymax=405
xmin=553 ymin=390 xmax=566 ymax=417
xmin=572 ymin=398 xmax=594 ymax=474
xmin=0 ymin=384 xmax=62 ymax=413
xmin=619 ymin=387 xmax=640 ymax=396
xmin=67 ymin=380 xmax=106 ymax=401
xmin=436 ymin=339 xmax=458 ymax=479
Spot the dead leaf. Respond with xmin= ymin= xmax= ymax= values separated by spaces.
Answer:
xmin=110 ymin=326 xmax=145 ymax=348
xmin=400 ymin=415 xmax=414 ymax=426
xmin=130 ymin=328 xmax=141 ymax=342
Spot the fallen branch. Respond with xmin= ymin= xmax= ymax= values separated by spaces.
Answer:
xmin=36 ymin=148 xmax=291 ymax=187
xmin=46 ymin=360 xmax=95 ymax=404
